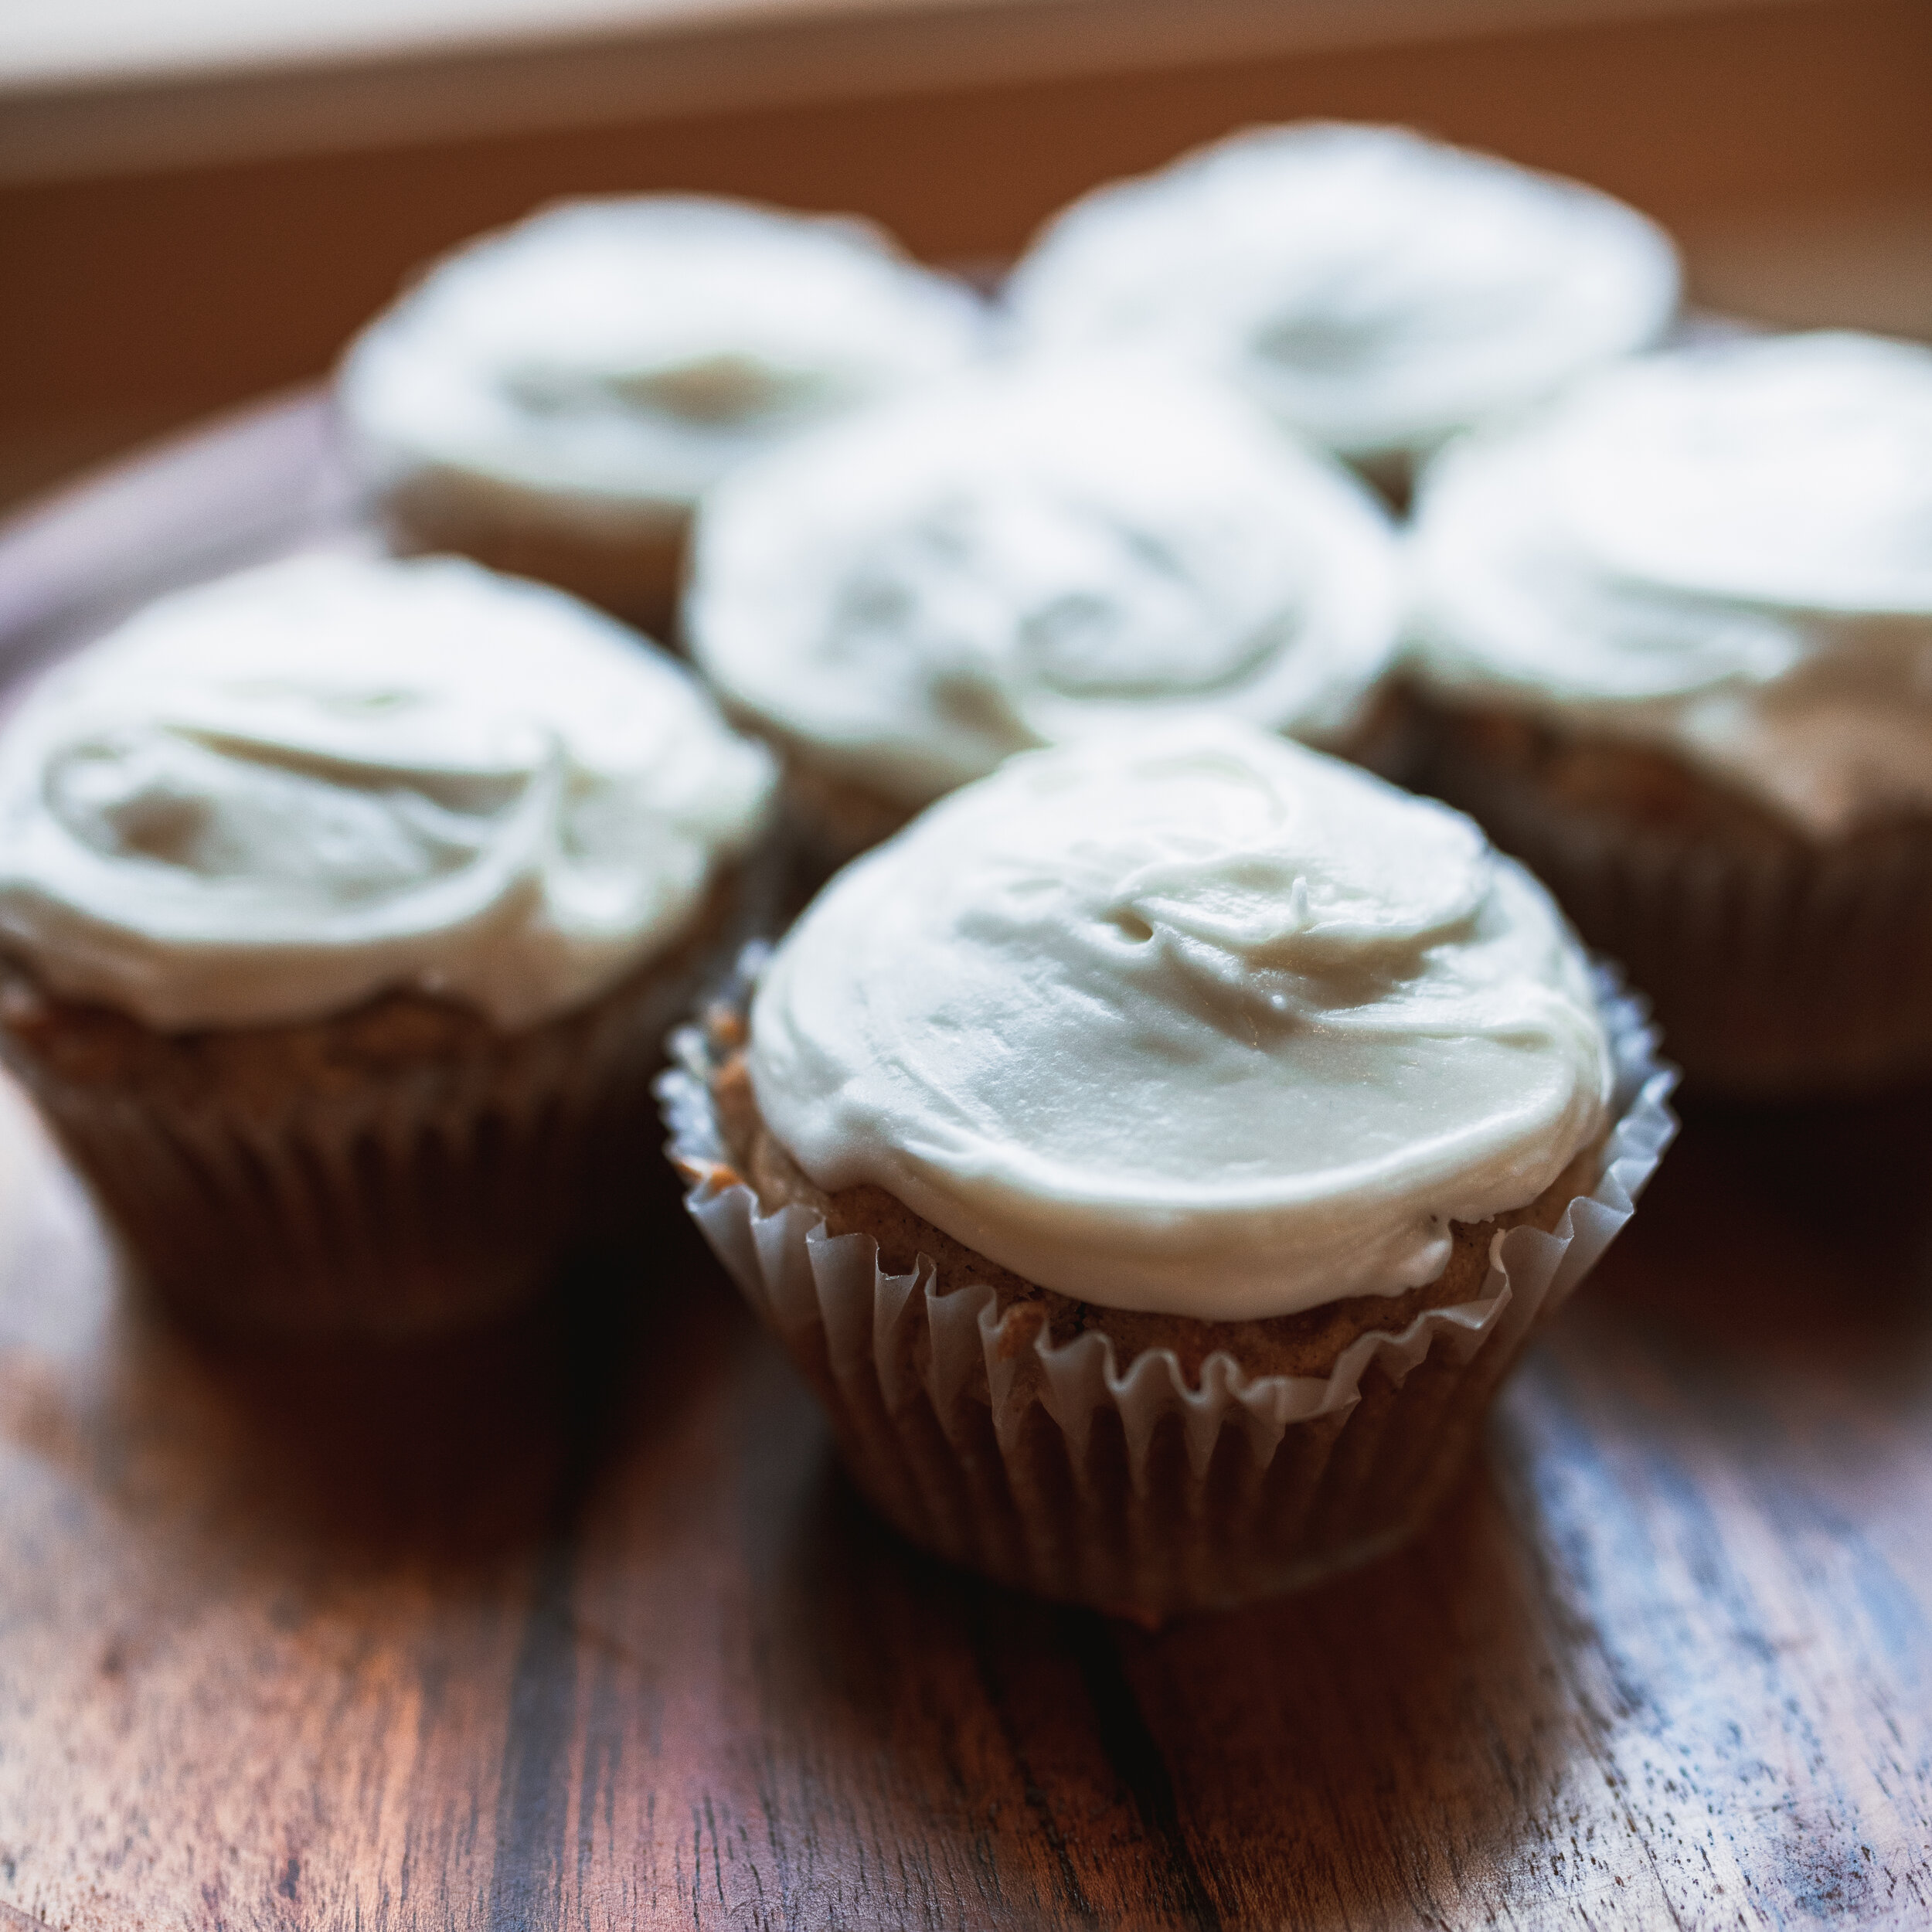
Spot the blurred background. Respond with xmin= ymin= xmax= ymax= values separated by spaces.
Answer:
xmin=2 ymin=0 xmax=1929 ymax=516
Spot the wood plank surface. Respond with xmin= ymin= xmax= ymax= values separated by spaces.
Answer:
xmin=2 ymin=403 xmax=1930 ymax=1930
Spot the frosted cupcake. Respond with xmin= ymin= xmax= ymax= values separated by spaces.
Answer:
xmin=685 ymin=358 xmax=1404 ymax=871
xmin=663 ymin=723 xmax=1673 ymax=1618
xmin=338 ymin=196 xmax=987 ymax=633
xmin=1007 ymin=123 xmax=1679 ymax=486
xmin=1405 ymin=330 xmax=1932 ymax=1096
xmin=0 ymin=553 xmax=775 ymax=1335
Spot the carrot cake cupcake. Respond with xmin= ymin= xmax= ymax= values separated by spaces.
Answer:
xmin=664 ymin=722 xmax=1674 ymax=1617
xmin=1404 ymin=329 xmax=1932 ymax=1095
xmin=1006 ymin=123 xmax=1679 ymax=486
xmin=0 ymin=551 xmax=775 ymax=1334
xmin=685 ymin=357 xmax=1404 ymax=871
xmin=337 ymin=196 xmax=987 ymax=633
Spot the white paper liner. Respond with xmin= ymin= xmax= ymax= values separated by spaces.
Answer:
xmin=1415 ymin=712 xmax=1932 ymax=1097
xmin=658 ymin=957 xmax=1675 ymax=1616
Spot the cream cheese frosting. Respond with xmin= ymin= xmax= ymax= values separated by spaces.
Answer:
xmin=0 ymin=553 xmax=775 ymax=1031
xmin=1007 ymin=123 xmax=1679 ymax=464
xmin=686 ymin=359 xmax=1403 ymax=807
xmin=338 ymin=196 xmax=987 ymax=522
xmin=1406 ymin=330 xmax=1932 ymax=838
xmin=748 ymin=722 xmax=1611 ymax=1318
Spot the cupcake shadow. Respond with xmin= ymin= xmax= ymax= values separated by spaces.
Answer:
xmin=29 ymin=1155 xmax=716 ymax=1579
xmin=1605 ymin=1076 xmax=1932 ymax=1365
xmin=1676 ymin=1077 xmax=1932 ymax=1208
xmin=178 ymin=1256 xmax=645 ymax=1566
xmin=742 ymin=1430 xmax=1568 ymax=1928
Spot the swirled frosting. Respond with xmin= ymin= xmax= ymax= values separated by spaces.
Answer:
xmin=687 ymin=359 xmax=1402 ymax=807
xmin=749 ymin=723 xmax=1611 ymax=1318
xmin=0 ymin=554 xmax=775 ymax=1031
xmin=338 ymin=196 xmax=986 ymax=519
xmin=1008 ymin=123 xmax=1679 ymax=463
xmin=1406 ymin=331 xmax=1932 ymax=836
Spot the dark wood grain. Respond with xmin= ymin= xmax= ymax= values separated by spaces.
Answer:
xmin=2 ymin=406 xmax=1930 ymax=1930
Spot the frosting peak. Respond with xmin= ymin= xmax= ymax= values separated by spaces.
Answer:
xmin=689 ymin=359 xmax=1401 ymax=805
xmin=0 ymin=554 xmax=775 ymax=1030
xmin=749 ymin=723 xmax=1611 ymax=1318
xmin=1083 ymin=743 xmax=1487 ymax=972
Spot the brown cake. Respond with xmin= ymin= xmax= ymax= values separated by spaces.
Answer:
xmin=0 ymin=553 xmax=776 ymax=1335
xmin=2 ymin=870 xmax=739 ymax=1335
xmin=1405 ymin=699 xmax=1932 ymax=1097
xmin=710 ymin=1040 xmax=1604 ymax=1383
xmin=378 ymin=468 xmax=690 ymax=641
xmin=1403 ymin=331 xmax=1932 ymax=1097
xmin=685 ymin=359 xmax=1407 ymax=888
xmin=663 ymin=726 xmax=1675 ymax=1618
xmin=336 ymin=195 xmax=985 ymax=635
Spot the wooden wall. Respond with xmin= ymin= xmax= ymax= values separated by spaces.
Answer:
xmin=3 ymin=0 xmax=1929 ymax=510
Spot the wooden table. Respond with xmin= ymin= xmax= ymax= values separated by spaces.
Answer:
xmin=1 ymin=402 xmax=1929 ymax=1930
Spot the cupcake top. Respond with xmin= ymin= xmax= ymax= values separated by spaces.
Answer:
xmin=1006 ymin=123 xmax=1679 ymax=464
xmin=338 ymin=196 xmax=986 ymax=516
xmin=749 ymin=722 xmax=1611 ymax=1319
xmin=0 ymin=553 xmax=774 ymax=1031
xmin=1406 ymin=330 xmax=1932 ymax=836
xmin=686 ymin=359 xmax=1403 ymax=808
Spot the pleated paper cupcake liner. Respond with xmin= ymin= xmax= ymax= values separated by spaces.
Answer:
xmin=658 ymin=957 xmax=1676 ymax=1620
xmin=376 ymin=464 xmax=690 ymax=641
xmin=1416 ymin=723 xmax=1932 ymax=1097
xmin=2 ymin=881 xmax=760 ymax=1338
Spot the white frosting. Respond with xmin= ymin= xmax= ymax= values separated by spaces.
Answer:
xmin=687 ymin=359 xmax=1402 ymax=807
xmin=1008 ymin=123 xmax=1679 ymax=462
xmin=338 ymin=196 xmax=986 ymax=519
xmin=749 ymin=723 xmax=1611 ymax=1318
xmin=1406 ymin=331 xmax=1932 ymax=836
xmin=0 ymin=554 xmax=775 ymax=1031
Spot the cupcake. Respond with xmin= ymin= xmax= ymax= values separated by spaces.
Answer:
xmin=337 ymin=196 xmax=987 ymax=634
xmin=1006 ymin=123 xmax=1679 ymax=488
xmin=685 ymin=356 xmax=1404 ymax=876
xmin=0 ymin=552 xmax=775 ymax=1335
xmin=1403 ymin=330 xmax=1932 ymax=1097
xmin=662 ymin=723 xmax=1674 ymax=1618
